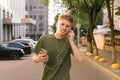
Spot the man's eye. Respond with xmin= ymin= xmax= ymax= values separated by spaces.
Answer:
xmin=61 ymin=23 xmax=64 ymax=26
xmin=66 ymin=25 xmax=70 ymax=28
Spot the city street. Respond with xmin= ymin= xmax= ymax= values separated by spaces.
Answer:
xmin=0 ymin=0 xmax=120 ymax=80
xmin=0 ymin=54 xmax=113 ymax=80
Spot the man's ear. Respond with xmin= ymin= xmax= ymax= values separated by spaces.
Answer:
xmin=56 ymin=22 xmax=58 ymax=28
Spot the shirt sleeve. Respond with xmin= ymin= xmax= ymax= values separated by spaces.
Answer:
xmin=33 ymin=36 xmax=44 ymax=54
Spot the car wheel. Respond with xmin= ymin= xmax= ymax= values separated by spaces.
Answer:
xmin=10 ymin=52 xmax=20 ymax=60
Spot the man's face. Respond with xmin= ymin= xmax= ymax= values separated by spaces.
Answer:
xmin=56 ymin=19 xmax=72 ymax=36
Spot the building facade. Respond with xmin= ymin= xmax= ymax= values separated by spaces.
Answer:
xmin=0 ymin=0 xmax=35 ymax=42
xmin=25 ymin=0 xmax=48 ymax=40
xmin=103 ymin=0 xmax=120 ymax=31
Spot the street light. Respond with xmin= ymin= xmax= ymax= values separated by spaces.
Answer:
xmin=76 ymin=23 xmax=81 ymax=48
xmin=35 ymin=19 xmax=38 ymax=41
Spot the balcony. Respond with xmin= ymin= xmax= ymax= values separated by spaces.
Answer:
xmin=3 ymin=18 xmax=36 ymax=25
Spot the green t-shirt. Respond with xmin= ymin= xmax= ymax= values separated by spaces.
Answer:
xmin=34 ymin=34 xmax=72 ymax=80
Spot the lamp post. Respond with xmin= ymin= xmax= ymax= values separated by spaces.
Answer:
xmin=35 ymin=18 xmax=38 ymax=41
xmin=76 ymin=23 xmax=81 ymax=48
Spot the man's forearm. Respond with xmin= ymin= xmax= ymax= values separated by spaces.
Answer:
xmin=69 ymin=41 xmax=83 ymax=63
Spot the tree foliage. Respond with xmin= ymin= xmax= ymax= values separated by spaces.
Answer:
xmin=115 ymin=6 xmax=120 ymax=15
xmin=62 ymin=0 xmax=104 ymax=53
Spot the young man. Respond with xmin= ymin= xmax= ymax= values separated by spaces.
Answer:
xmin=33 ymin=12 xmax=83 ymax=80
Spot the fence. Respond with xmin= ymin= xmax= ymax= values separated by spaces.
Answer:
xmin=104 ymin=35 xmax=120 ymax=52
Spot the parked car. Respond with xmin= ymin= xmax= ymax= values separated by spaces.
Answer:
xmin=0 ymin=44 xmax=24 ymax=60
xmin=23 ymin=38 xmax=37 ymax=48
xmin=12 ymin=38 xmax=36 ymax=50
xmin=1 ymin=42 xmax=32 ymax=55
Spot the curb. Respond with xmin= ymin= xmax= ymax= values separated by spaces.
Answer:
xmin=84 ymin=56 xmax=120 ymax=80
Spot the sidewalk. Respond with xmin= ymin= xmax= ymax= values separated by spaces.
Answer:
xmin=81 ymin=47 xmax=120 ymax=80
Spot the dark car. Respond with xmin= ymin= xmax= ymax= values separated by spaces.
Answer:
xmin=0 ymin=44 xmax=24 ymax=60
xmin=11 ymin=39 xmax=34 ymax=50
xmin=1 ymin=42 xmax=32 ymax=55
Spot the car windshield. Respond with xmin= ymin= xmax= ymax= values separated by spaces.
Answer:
xmin=0 ymin=44 xmax=5 ymax=48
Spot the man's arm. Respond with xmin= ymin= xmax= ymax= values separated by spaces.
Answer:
xmin=68 ymin=30 xmax=83 ymax=63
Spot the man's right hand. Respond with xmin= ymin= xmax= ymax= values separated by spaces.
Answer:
xmin=33 ymin=51 xmax=49 ymax=63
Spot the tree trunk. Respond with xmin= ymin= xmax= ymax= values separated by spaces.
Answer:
xmin=105 ymin=0 xmax=117 ymax=63
xmin=87 ymin=13 xmax=98 ymax=55
xmin=87 ymin=30 xmax=93 ymax=53
xmin=91 ymin=31 xmax=98 ymax=55
xmin=91 ymin=14 xmax=99 ymax=56
xmin=111 ymin=28 xmax=116 ymax=63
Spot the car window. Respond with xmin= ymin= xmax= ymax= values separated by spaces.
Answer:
xmin=14 ymin=43 xmax=23 ymax=48
xmin=19 ymin=40 xmax=29 ymax=44
xmin=9 ymin=43 xmax=17 ymax=47
xmin=12 ymin=39 xmax=32 ymax=47
xmin=1 ymin=44 xmax=8 ymax=47
xmin=0 ymin=45 xmax=3 ymax=48
xmin=9 ymin=43 xmax=23 ymax=48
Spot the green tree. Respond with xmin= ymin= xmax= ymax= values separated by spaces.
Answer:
xmin=51 ymin=13 xmax=59 ymax=33
xmin=96 ymin=11 xmax=103 ymax=25
xmin=62 ymin=0 xmax=104 ymax=56
xmin=115 ymin=6 xmax=120 ymax=15
xmin=105 ymin=0 xmax=116 ymax=63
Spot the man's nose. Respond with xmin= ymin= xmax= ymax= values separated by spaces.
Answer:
xmin=62 ymin=25 xmax=67 ymax=29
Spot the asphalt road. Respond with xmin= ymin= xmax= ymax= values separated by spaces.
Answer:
xmin=0 ymin=54 xmax=113 ymax=80
xmin=70 ymin=57 xmax=113 ymax=80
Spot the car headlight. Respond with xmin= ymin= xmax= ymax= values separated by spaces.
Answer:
xmin=20 ymin=49 xmax=25 ymax=54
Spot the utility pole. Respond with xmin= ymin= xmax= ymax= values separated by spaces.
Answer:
xmin=76 ymin=23 xmax=81 ymax=48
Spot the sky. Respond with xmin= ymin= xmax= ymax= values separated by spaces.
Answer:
xmin=48 ymin=0 xmax=66 ymax=25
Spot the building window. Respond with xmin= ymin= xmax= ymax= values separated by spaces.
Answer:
xmin=11 ymin=14 xmax=13 ymax=18
xmin=29 ymin=25 xmax=33 ymax=32
xmin=29 ymin=15 xmax=32 ymax=18
xmin=33 ymin=6 xmax=36 ymax=9
xmin=39 ymin=28 xmax=44 ymax=31
xmin=34 ymin=27 xmax=36 ymax=31
xmin=39 ymin=6 xmax=44 ymax=9
xmin=33 ymin=15 xmax=36 ymax=20
xmin=7 ymin=12 xmax=9 ymax=18
xmin=25 ymin=6 xmax=27 ymax=11
xmin=26 ymin=15 xmax=28 ymax=18
xmin=39 ymin=15 xmax=44 ymax=20
xmin=3 ymin=10 xmax=5 ymax=18
xmin=39 ymin=22 xmax=44 ymax=26
xmin=26 ymin=29 xmax=28 ymax=31
xmin=29 ymin=5 xmax=32 ymax=11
